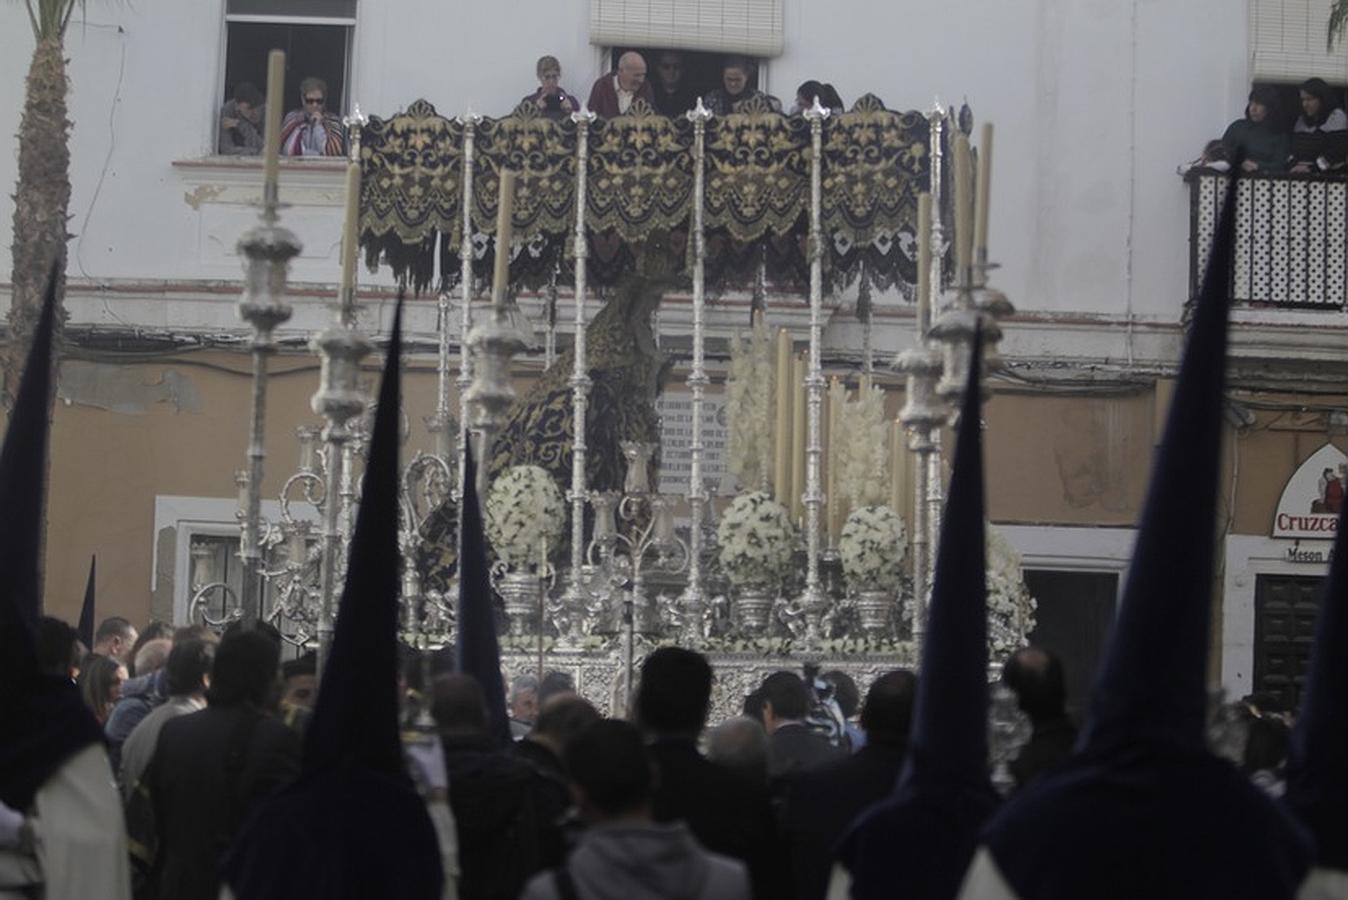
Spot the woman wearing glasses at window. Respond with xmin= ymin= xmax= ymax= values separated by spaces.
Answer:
xmin=280 ymin=77 xmax=348 ymax=157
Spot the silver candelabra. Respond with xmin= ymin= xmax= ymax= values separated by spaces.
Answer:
xmin=235 ymin=133 xmax=299 ymax=624
xmin=793 ymin=98 xmax=832 ymax=642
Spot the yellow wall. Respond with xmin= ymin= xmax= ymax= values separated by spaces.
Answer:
xmin=35 ymin=347 xmax=1348 ymax=629
xmin=42 ymin=348 xmax=449 ymax=624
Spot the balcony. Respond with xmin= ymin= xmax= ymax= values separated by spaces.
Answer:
xmin=1190 ymin=171 xmax=1348 ymax=311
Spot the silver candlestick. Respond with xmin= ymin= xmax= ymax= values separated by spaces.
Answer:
xmin=464 ymin=170 xmax=527 ymax=498
xmin=560 ymin=105 xmax=598 ymax=640
xmin=455 ymin=110 xmax=482 ymax=499
xmin=903 ymin=100 xmax=953 ymax=646
xmin=236 ymin=132 xmax=300 ymax=625
xmin=797 ymin=97 xmax=832 ymax=642
xmin=674 ymin=97 xmax=715 ymax=642
xmin=584 ymin=443 xmax=688 ymax=712
xmin=313 ymin=105 xmax=371 ymax=670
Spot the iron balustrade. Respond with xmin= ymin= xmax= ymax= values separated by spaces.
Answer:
xmin=1190 ymin=171 xmax=1348 ymax=310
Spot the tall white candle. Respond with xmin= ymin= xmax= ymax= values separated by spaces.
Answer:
xmin=975 ymin=123 xmax=994 ymax=258
xmin=917 ymin=193 xmax=932 ymax=334
xmin=954 ymin=134 xmax=973 ymax=272
xmin=491 ymin=170 xmax=517 ymax=305
xmin=262 ymin=50 xmax=285 ymax=198
xmin=339 ymin=161 xmax=361 ymax=297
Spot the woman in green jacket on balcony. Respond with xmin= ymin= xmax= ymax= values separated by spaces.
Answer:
xmin=1221 ymin=86 xmax=1290 ymax=174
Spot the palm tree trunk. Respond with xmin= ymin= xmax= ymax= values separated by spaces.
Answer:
xmin=7 ymin=34 xmax=69 ymax=401
xmin=6 ymin=32 xmax=72 ymax=606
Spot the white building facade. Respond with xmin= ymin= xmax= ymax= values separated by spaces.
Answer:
xmin=1 ymin=0 xmax=1345 ymax=709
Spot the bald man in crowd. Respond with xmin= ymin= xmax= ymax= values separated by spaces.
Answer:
xmin=587 ymin=51 xmax=655 ymax=117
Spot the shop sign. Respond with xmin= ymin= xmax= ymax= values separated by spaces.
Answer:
xmin=1272 ymin=443 xmax=1347 ymax=540
xmin=1285 ymin=541 xmax=1335 ymax=564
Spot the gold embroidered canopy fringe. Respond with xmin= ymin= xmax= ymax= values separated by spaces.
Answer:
xmin=358 ymin=94 xmax=940 ymax=295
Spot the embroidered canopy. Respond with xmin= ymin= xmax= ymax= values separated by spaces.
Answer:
xmin=358 ymin=94 xmax=943 ymax=296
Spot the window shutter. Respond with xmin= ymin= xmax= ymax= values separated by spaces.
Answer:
xmin=1251 ymin=0 xmax=1348 ymax=83
xmin=226 ymin=0 xmax=357 ymax=20
xmin=590 ymin=0 xmax=785 ymax=57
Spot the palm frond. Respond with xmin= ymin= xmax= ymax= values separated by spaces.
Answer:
xmin=1330 ymin=0 xmax=1348 ymax=52
xmin=22 ymin=0 xmax=84 ymax=40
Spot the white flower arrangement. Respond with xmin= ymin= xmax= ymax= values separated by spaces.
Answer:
xmin=839 ymin=505 xmax=907 ymax=591
xmin=835 ymin=383 xmax=890 ymax=510
xmin=986 ymin=523 xmax=1038 ymax=660
xmin=726 ymin=318 xmax=775 ymax=490
xmin=485 ymin=465 xmax=566 ymax=568
xmin=716 ymin=491 xmax=796 ymax=587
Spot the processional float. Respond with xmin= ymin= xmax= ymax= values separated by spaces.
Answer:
xmin=190 ymin=53 xmax=1028 ymax=723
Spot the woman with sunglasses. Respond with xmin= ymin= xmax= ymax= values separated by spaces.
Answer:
xmin=280 ymin=76 xmax=348 ymax=157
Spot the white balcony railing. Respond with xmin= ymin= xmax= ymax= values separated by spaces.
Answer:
xmin=1191 ymin=172 xmax=1348 ymax=310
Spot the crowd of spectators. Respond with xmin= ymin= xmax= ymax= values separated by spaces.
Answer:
xmin=217 ymin=53 xmax=846 ymax=158
xmin=6 ymin=595 xmax=1321 ymax=900
xmin=1184 ymin=77 xmax=1348 ymax=176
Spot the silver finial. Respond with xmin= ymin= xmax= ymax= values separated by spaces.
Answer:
xmin=686 ymin=95 xmax=714 ymax=123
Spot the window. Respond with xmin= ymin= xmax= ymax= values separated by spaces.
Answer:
xmin=606 ymin=47 xmax=767 ymax=107
xmin=219 ymin=0 xmax=356 ymax=153
xmin=591 ymin=0 xmax=784 ymax=56
xmin=1251 ymin=0 xmax=1348 ymax=83
xmin=154 ymin=496 xmax=318 ymax=631
xmin=1022 ymin=570 xmax=1119 ymax=720
xmin=188 ymin=533 xmax=247 ymax=626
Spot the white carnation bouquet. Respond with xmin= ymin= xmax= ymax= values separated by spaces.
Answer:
xmin=835 ymin=383 xmax=890 ymax=509
xmin=986 ymin=524 xmax=1037 ymax=658
xmin=839 ymin=505 xmax=907 ymax=591
xmin=485 ymin=465 xmax=566 ymax=568
xmin=716 ymin=491 xmax=796 ymax=587
xmin=726 ymin=318 xmax=775 ymax=490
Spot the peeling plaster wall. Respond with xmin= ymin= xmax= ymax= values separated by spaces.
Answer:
xmin=984 ymin=390 xmax=1153 ymax=526
xmin=60 ymin=361 xmax=203 ymax=415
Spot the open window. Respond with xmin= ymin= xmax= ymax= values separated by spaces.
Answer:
xmin=219 ymin=0 xmax=356 ymax=154
xmin=604 ymin=46 xmax=767 ymax=107
xmin=590 ymin=0 xmax=782 ymax=115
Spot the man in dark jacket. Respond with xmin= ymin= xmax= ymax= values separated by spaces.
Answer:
xmin=638 ymin=647 xmax=786 ymax=900
xmin=433 ymin=672 xmax=546 ymax=900
xmin=784 ymin=670 xmax=917 ymax=900
xmin=1001 ymin=647 xmax=1077 ymax=791
xmin=104 ymin=649 xmax=170 ymax=770
xmin=514 ymin=692 xmax=601 ymax=867
xmin=761 ymin=671 xmax=844 ymax=779
xmin=521 ymin=720 xmax=750 ymax=900
xmin=131 ymin=626 xmax=300 ymax=900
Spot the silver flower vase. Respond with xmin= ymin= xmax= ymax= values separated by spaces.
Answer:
xmin=854 ymin=588 xmax=897 ymax=640
xmin=733 ymin=584 xmax=775 ymax=632
xmin=498 ymin=569 xmax=543 ymax=637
